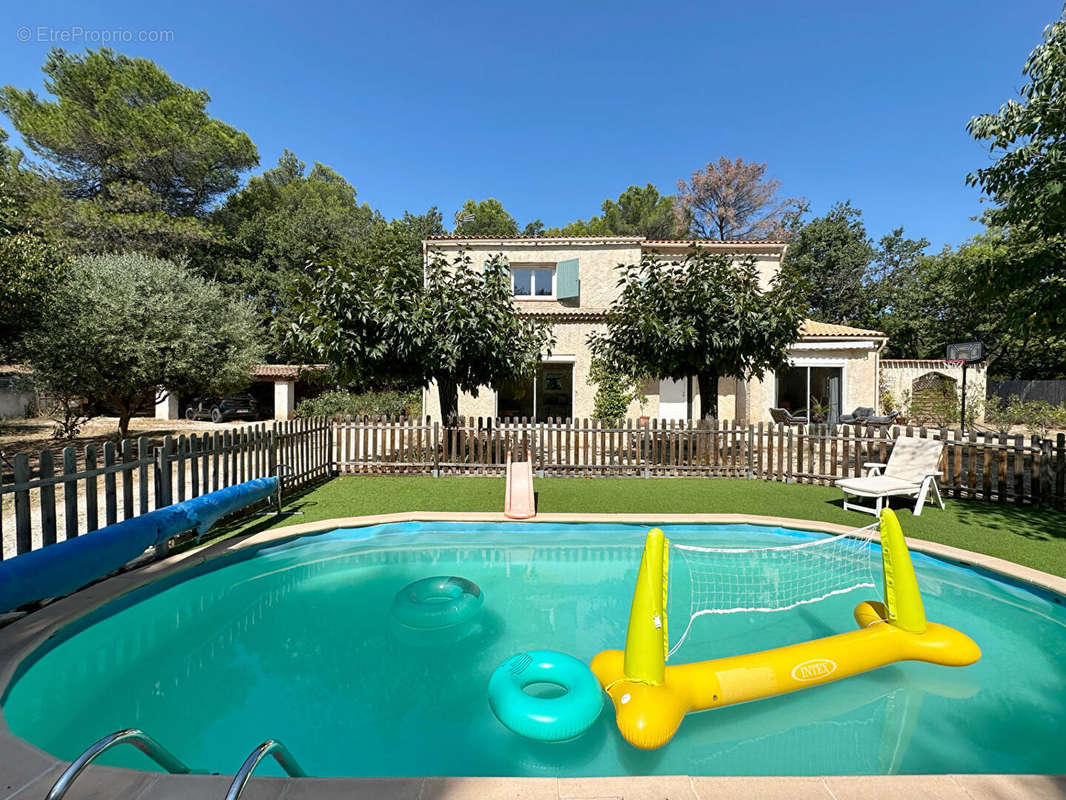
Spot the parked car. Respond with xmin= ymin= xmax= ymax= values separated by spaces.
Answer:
xmin=185 ymin=394 xmax=258 ymax=423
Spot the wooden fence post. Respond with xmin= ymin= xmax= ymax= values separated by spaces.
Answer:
xmin=13 ymin=453 xmax=30 ymax=554
xmin=39 ymin=449 xmax=56 ymax=546
xmin=84 ymin=443 xmax=98 ymax=534
xmin=159 ymin=436 xmax=174 ymax=509
xmin=62 ymin=446 xmax=78 ymax=541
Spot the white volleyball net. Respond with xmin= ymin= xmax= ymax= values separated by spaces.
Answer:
xmin=666 ymin=523 xmax=880 ymax=659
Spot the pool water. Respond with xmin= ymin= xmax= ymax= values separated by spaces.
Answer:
xmin=3 ymin=522 xmax=1065 ymax=776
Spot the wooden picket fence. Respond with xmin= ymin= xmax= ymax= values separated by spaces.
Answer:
xmin=335 ymin=416 xmax=1066 ymax=509
xmin=0 ymin=418 xmax=332 ymax=561
xmin=4 ymin=414 xmax=1063 ymax=563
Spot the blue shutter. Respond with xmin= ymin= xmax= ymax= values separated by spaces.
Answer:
xmin=556 ymin=258 xmax=580 ymax=300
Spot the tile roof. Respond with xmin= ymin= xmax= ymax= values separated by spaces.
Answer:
xmin=800 ymin=320 xmax=886 ymax=338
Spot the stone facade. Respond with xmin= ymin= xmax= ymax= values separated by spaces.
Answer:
xmin=422 ymin=236 xmax=887 ymax=423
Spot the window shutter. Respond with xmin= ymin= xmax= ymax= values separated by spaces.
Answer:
xmin=556 ymin=258 xmax=580 ymax=300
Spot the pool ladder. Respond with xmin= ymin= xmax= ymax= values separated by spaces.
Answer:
xmin=45 ymin=729 xmax=306 ymax=800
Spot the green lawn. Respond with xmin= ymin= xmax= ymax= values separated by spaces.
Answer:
xmin=220 ymin=476 xmax=1066 ymax=578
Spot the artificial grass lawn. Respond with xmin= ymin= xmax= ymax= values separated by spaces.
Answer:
xmin=223 ymin=476 xmax=1066 ymax=578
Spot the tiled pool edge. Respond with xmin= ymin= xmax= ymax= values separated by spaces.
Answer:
xmin=1 ymin=512 xmax=1064 ymax=800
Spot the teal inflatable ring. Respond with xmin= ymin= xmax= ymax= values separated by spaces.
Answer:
xmin=489 ymin=650 xmax=603 ymax=741
xmin=391 ymin=576 xmax=483 ymax=629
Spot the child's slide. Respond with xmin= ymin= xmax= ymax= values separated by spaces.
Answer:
xmin=504 ymin=451 xmax=536 ymax=519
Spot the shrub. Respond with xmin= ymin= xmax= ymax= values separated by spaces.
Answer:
xmin=590 ymin=360 xmax=646 ymax=422
xmin=295 ymin=388 xmax=422 ymax=419
xmin=986 ymin=396 xmax=1066 ymax=437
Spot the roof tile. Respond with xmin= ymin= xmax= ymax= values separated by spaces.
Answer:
xmin=800 ymin=320 xmax=886 ymax=338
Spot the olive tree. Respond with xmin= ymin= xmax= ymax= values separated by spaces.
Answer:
xmin=26 ymin=253 xmax=263 ymax=437
xmin=589 ymin=249 xmax=806 ymax=419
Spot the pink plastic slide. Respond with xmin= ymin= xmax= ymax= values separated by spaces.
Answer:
xmin=504 ymin=450 xmax=536 ymax=519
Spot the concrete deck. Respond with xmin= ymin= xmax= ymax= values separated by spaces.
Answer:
xmin=1 ymin=512 xmax=1064 ymax=799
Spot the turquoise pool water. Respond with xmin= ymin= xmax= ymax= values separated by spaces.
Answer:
xmin=3 ymin=522 xmax=1065 ymax=776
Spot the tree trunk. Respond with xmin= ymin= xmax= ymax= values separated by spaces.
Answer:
xmin=697 ymin=369 xmax=719 ymax=420
xmin=117 ymin=408 xmax=132 ymax=439
xmin=437 ymin=378 xmax=459 ymax=426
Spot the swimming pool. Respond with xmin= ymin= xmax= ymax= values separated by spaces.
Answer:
xmin=2 ymin=521 xmax=1064 ymax=777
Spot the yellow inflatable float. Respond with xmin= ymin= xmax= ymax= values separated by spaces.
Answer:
xmin=590 ymin=509 xmax=980 ymax=750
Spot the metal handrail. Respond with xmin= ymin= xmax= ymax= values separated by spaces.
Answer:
xmin=225 ymin=739 xmax=306 ymax=799
xmin=46 ymin=729 xmax=193 ymax=800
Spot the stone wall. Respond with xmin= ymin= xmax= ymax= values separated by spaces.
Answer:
xmin=880 ymin=359 xmax=987 ymax=423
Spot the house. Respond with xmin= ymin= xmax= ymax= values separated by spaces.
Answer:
xmin=421 ymin=236 xmax=887 ymax=424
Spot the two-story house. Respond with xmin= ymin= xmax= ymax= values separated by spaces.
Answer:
xmin=421 ymin=236 xmax=887 ymax=424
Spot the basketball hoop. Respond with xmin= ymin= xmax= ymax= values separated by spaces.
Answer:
xmin=944 ymin=342 xmax=985 ymax=432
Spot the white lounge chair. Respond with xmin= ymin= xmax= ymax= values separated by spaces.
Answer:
xmin=836 ymin=436 xmax=945 ymax=516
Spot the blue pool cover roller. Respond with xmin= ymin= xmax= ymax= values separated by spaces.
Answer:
xmin=0 ymin=477 xmax=277 ymax=613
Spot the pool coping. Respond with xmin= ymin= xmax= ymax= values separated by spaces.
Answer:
xmin=1 ymin=512 xmax=1064 ymax=800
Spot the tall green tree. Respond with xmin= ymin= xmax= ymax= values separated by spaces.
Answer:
xmin=25 ymin=253 xmax=263 ymax=437
xmin=285 ymin=247 xmax=553 ymax=421
xmin=0 ymin=48 xmax=257 ymax=256
xmin=547 ymin=184 xmax=685 ymax=238
xmin=966 ymin=10 xmax=1066 ymax=342
xmin=885 ymin=232 xmax=1066 ymax=378
xmin=0 ymin=127 xmax=68 ymax=359
xmin=210 ymin=150 xmax=380 ymax=358
xmin=589 ymin=249 xmax=806 ymax=419
xmin=453 ymin=198 xmax=519 ymax=236
xmin=781 ymin=201 xmax=876 ymax=327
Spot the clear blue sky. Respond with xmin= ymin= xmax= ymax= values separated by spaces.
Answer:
xmin=1 ymin=0 xmax=1059 ymax=249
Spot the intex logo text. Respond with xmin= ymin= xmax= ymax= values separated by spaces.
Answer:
xmin=791 ymin=658 xmax=837 ymax=682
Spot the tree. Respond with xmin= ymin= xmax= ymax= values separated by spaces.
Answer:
xmin=883 ymin=232 xmax=1066 ymax=378
xmin=589 ymin=249 xmax=806 ymax=418
xmin=25 ymin=253 xmax=263 ymax=437
xmin=781 ymin=201 xmax=876 ymax=327
xmin=210 ymin=150 xmax=380 ymax=358
xmin=965 ymin=11 xmax=1066 ymax=343
xmin=0 ymin=128 xmax=69 ymax=359
xmin=0 ymin=48 xmax=257 ymax=256
xmin=967 ymin=11 xmax=1066 ymax=238
xmin=676 ymin=158 xmax=804 ymax=240
xmin=453 ymin=198 xmax=519 ymax=236
xmin=547 ymin=184 xmax=685 ymax=238
xmin=285 ymin=246 xmax=553 ymax=421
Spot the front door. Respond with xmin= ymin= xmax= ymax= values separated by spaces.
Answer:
xmin=659 ymin=378 xmax=687 ymax=420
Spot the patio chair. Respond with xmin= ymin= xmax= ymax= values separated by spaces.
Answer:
xmin=862 ymin=411 xmax=900 ymax=430
xmin=769 ymin=408 xmax=807 ymax=426
xmin=835 ymin=436 xmax=945 ymax=516
xmin=839 ymin=407 xmax=874 ymax=425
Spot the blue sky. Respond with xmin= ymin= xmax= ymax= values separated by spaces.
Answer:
xmin=1 ymin=0 xmax=1059 ymax=249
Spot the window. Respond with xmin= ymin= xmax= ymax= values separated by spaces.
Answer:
xmin=511 ymin=266 xmax=555 ymax=298
xmin=496 ymin=362 xmax=574 ymax=422
xmin=776 ymin=365 xmax=843 ymax=424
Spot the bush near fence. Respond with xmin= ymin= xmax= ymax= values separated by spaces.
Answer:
xmin=336 ymin=416 xmax=1066 ymax=509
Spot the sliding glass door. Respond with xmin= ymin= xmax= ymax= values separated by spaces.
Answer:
xmin=497 ymin=362 xmax=574 ymax=422
xmin=776 ymin=365 xmax=843 ymax=424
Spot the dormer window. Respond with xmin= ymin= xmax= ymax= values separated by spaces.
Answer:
xmin=511 ymin=265 xmax=555 ymax=298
